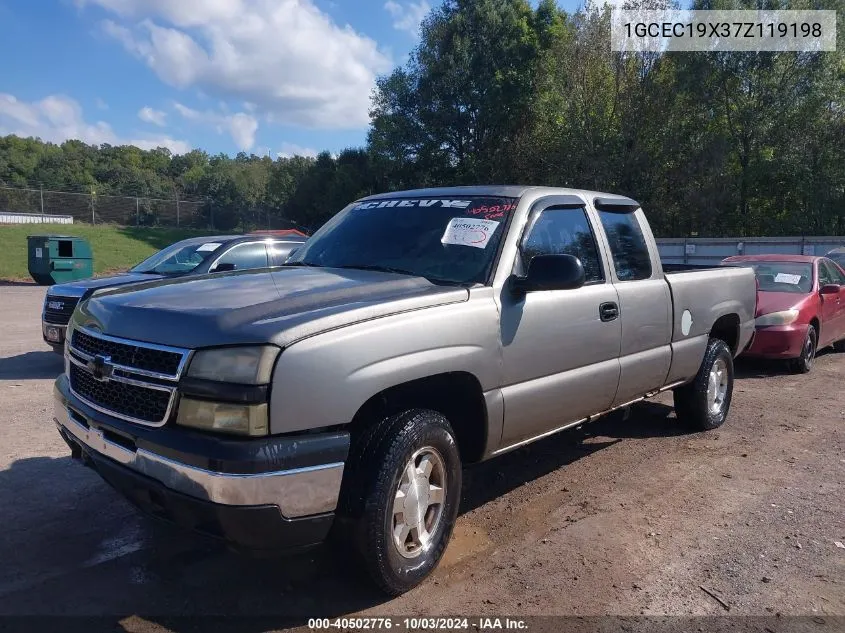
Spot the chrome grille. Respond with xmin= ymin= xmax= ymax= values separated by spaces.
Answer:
xmin=71 ymin=329 xmax=183 ymax=376
xmin=67 ymin=328 xmax=189 ymax=426
xmin=69 ymin=363 xmax=171 ymax=423
xmin=44 ymin=296 xmax=79 ymax=325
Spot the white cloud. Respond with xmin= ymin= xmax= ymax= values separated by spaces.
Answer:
xmin=81 ymin=0 xmax=393 ymax=128
xmin=0 ymin=93 xmax=191 ymax=154
xmin=173 ymin=102 xmax=258 ymax=151
xmin=138 ymin=106 xmax=167 ymax=126
xmin=384 ymin=0 xmax=430 ymax=37
xmin=277 ymin=143 xmax=318 ymax=158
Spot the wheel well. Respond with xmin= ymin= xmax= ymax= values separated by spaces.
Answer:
xmin=810 ymin=317 xmax=820 ymax=338
xmin=350 ymin=372 xmax=488 ymax=464
xmin=710 ymin=314 xmax=740 ymax=353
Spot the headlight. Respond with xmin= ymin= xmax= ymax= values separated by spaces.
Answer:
xmin=186 ymin=345 xmax=280 ymax=384
xmin=755 ymin=309 xmax=800 ymax=327
xmin=176 ymin=398 xmax=268 ymax=436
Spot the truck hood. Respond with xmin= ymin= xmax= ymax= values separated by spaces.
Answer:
xmin=48 ymin=272 xmax=165 ymax=299
xmin=75 ymin=267 xmax=469 ymax=349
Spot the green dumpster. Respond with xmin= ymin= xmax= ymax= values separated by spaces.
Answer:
xmin=27 ymin=235 xmax=94 ymax=285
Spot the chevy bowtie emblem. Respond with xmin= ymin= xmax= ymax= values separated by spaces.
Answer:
xmin=88 ymin=355 xmax=114 ymax=382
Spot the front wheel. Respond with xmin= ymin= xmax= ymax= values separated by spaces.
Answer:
xmin=342 ymin=409 xmax=462 ymax=596
xmin=673 ymin=338 xmax=735 ymax=431
xmin=791 ymin=326 xmax=817 ymax=374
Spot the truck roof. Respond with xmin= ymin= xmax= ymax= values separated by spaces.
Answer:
xmin=356 ymin=185 xmax=640 ymax=208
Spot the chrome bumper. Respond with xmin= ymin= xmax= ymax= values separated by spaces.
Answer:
xmin=54 ymin=401 xmax=345 ymax=518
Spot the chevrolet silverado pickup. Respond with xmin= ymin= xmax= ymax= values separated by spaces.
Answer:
xmin=53 ymin=186 xmax=756 ymax=595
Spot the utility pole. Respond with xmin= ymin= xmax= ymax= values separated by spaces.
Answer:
xmin=40 ymin=185 xmax=45 ymax=221
xmin=176 ymin=190 xmax=180 ymax=227
xmin=136 ymin=197 xmax=140 ymax=226
xmin=91 ymin=188 xmax=96 ymax=224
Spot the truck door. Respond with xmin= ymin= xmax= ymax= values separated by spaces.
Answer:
xmin=593 ymin=204 xmax=673 ymax=407
xmin=499 ymin=199 xmax=622 ymax=448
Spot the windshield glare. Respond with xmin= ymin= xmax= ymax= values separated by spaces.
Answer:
xmin=738 ymin=262 xmax=814 ymax=294
xmin=130 ymin=240 xmax=224 ymax=275
xmin=287 ymin=196 xmax=519 ymax=284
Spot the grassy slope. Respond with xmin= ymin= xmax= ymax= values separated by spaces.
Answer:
xmin=0 ymin=224 xmax=226 ymax=281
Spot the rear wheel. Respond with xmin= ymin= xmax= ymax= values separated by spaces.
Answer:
xmin=791 ymin=326 xmax=817 ymax=374
xmin=673 ymin=338 xmax=734 ymax=431
xmin=338 ymin=409 xmax=462 ymax=596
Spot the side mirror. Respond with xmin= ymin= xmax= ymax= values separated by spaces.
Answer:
xmin=511 ymin=254 xmax=586 ymax=295
xmin=820 ymin=283 xmax=841 ymax=295
xmin=212 ymin=262 xmax=237 ymax=273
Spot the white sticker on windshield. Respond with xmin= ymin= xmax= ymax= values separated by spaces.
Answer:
xmin=774 ymin=273 xmax=802 ymax=284
xmin=441 ymin=218 xmax=500 ymax=249
xmin=197 ymin=242 xmax=222 ymax=252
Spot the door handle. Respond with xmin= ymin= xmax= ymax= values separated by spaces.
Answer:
xmin=599 ymin=302 xmax=619 ymax=322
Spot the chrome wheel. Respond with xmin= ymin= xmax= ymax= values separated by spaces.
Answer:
xmin=392 ymin=447 xmax=447 ymax=559
xmin=707 ymin=357 xmax=729 ymax=415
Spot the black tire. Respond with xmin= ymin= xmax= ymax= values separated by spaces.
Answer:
xmin=791 ymin=326 xmax=817 ymax=374
xmin=338 ymin=409 xmax=462 ymax=596
xmin=673 ymin=338 xmax=735 ymax=431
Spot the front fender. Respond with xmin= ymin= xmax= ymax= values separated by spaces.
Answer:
xmin=269 ymin=291 xmax=501 ymax=435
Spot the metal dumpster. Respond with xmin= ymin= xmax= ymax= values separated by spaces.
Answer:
xmin=27 ymin=235 xmax=93 ymax=285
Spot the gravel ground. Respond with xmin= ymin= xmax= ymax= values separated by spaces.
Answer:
xmin=0 ymin=284 xmax=842 ymax=631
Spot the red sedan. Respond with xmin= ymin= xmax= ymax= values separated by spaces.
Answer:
xmin=721 ymin=255 xmax=845 ymax=372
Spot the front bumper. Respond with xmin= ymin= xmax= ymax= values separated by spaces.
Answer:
xmin=742 ymin=323 xmax=809 ymax=359
xmin=54 ymin=374 xmax=349 ymax=551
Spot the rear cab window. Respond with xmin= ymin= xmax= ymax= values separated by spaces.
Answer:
xmin=597 ymin=210 xmax=652 ymax=281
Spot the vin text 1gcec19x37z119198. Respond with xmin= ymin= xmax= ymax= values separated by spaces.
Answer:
xmin=52 ymin=185 xmax=757 ymax=595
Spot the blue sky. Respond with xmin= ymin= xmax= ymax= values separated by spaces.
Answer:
xmin=0 ymin=0 xmax=582 ymax=158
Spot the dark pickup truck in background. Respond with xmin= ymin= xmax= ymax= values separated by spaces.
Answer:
xmin=42 ymin=233 xmax=306 ymax=351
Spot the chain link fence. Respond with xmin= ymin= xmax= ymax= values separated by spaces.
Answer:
xmin=0 ymin=185 xmax=307 ymax=232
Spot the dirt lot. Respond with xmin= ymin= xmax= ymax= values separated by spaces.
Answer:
xmin=0 ymin=284 xmax=843 ymax=630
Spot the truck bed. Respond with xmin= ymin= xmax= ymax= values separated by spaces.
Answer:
xmin=661 ymin=265 xmax=757 ymax=384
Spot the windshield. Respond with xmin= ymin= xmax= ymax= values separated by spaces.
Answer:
xmin=286 ymin=196 xmax=519 ymax=284
xmin=130 ymin=239 xmax=225 ymax=275
xmin=736 ymin=261 xmax=814 ymax=294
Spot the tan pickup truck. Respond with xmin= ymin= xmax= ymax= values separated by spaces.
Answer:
xmin=53 ymin=186 xmax=756 ymax=594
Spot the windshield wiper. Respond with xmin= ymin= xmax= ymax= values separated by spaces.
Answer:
xmin=333 ymin=264 xmax=418 ymax=276
xmin=333 ymin=264 xmax=464 ymax=286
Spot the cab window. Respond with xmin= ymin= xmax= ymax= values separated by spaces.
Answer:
xmin=597 ymin=211 xmax=652 ymax=281
xmin=521 ymin=206 xmax=604 ymax=283
xmin=268 ymin=241 xmax=300 ymax=266
xmin=211 ymin=242 xmax=269 ymax=272
xmin=822 ymin=259 xmax=844 ymax=285
xmin=818 ymin=261 xmax=834 ymax=286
